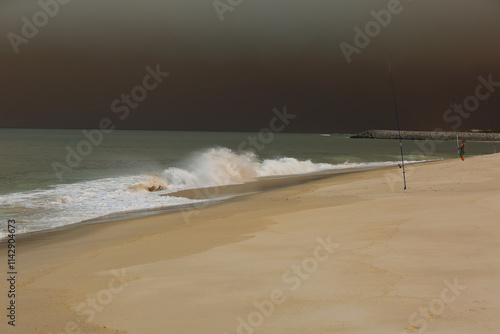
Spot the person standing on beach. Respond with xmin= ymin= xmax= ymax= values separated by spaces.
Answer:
xmin=458 ymin=139 xmax=466 ymax=161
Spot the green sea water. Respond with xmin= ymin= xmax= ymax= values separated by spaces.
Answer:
xmin=0 ymin=129 xmax=496 ymax=235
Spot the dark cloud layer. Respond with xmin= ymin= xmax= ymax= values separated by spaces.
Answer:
xmin=1 ymin=0 xmax=499 ymax=132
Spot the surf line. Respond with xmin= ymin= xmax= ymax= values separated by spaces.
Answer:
xmin=386 ymin=55 xmax=407 ymax=191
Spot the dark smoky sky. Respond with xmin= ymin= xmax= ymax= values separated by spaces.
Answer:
xmin=1 ymin=0 xmax=499 ymax=133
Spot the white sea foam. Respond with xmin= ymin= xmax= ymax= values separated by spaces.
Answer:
xmin=157 ymin=148 xmax=332 ymax=190
xmin=0 ymin=147 xmax=428 ymax=237
xmin=0 ymin=176 xmax=199 ymax=237
xmin=148 ymin=148 xmax=420 ymax=190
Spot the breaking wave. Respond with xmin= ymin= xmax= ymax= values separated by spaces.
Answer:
xmin=138 ymin=148 xmax=336 ymax=191
xmin=0 ymin=147 xmax=411 ymax=237
xmin=136 ymin=147 xmax=404 ymax=191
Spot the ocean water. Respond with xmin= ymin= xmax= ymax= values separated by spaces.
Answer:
xmin=0 ymin=129 xmax=496 ymax=236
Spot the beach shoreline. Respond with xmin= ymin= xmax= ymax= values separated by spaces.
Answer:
xmin=1 ymin=154 xmax=499 ymax=334
xmin=0 ymin=163 xmax=405 ymax=241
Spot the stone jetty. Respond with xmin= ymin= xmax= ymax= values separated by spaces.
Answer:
xmin=350 ymin=130 xmax=500 ymax=141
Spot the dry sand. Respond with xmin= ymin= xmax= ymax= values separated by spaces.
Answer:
xmin=1 ymin=154 xmax=500 ymax=334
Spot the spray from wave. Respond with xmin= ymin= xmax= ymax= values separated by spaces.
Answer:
xmin=138 ymin=148 xmax=333 ymax=191
xmin=1 ymin=147 xmax=414 ymax=237
xmin=136 ymin=147 xmax=402 ymax=192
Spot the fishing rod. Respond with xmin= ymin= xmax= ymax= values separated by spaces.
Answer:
xmin=452 ymin=103 xmax=460 ymax=160
xmin=386 ymin=55 xmax=406 ymax=191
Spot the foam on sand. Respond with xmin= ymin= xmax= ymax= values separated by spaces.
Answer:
xmin=0 ymin=147 xmax=422 ymax=236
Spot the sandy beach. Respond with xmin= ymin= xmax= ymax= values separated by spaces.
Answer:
xmin=2 ymin=154 xmax=500 ymax=334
